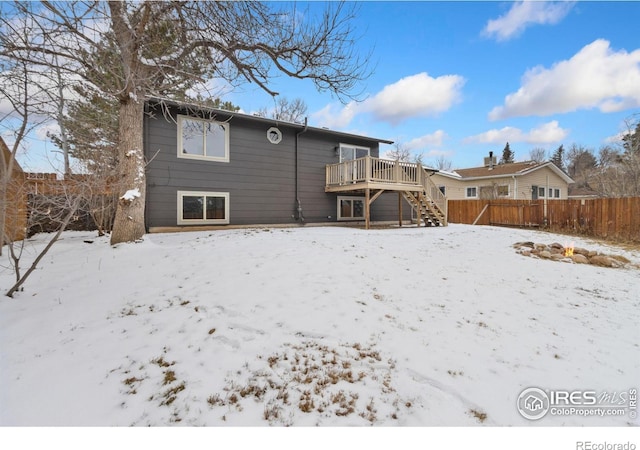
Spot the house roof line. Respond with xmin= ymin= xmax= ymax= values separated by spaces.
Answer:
xmin=146 ymin=97 xmax=394 ymax=145
xmin=446 ymin=160 xmax=574 ymax=184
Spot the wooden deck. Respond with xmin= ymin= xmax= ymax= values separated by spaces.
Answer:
xmin=325 ymin=156 xmax=448 ymax=228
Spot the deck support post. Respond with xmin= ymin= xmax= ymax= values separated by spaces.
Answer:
xmin=416 ymin=191 xmax=422 ymax=227
xmin=398 ymin=192 xmax=403 ymax=227
xmin=365 ymin=188 xmax=371 ymax=229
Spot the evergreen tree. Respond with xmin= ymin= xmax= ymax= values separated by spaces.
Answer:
xmin=500 ymin=142 xmax=514 ymax=164
xmin=622 ymin=122 xmax=640 ymax=155
xmin=550 ymin=144 xmax=565 ymax=171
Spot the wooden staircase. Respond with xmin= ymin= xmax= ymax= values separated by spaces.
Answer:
xmin=325 ymin=157 xmax=448 ymax=228
xmin=402 ymin=190 xmax=447 ymax=227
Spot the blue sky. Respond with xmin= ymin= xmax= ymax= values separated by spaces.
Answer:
xmin=228 ymin=1 xmax=640 ymax=169
xmin=7 ymin=1 xmax=640 ymax=172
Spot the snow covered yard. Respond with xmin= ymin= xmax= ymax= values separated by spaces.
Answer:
xmin=1 ymin=224 xmax=639 ymax=427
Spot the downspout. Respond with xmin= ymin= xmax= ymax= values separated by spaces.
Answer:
xmin=294 ymin=117 xmax=308 ymax=222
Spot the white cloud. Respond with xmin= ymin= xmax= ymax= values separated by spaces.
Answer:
xmin=406 ymin=130 xmax=447 ymax=151
xmin=313 ymin=72 xmax=465 ymax=128
xmin=311 ymin=102 xmax=358 ymax=129
xmin=483 ymin=1 xmax=574 ymax=41
xmin=360 ymin=73 xmax=465 ymax=125
xmin=489 ymin=39 xmax=640 ymax=120
xmin=464 ymin=121 xmax=569 ymax=145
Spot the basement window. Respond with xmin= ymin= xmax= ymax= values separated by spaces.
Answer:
xmin=177 ymin=191 xmax=229 ymax=225
xmin=337 ymin=196 xmax=365 ymax=220
xmin=465 ymin=187 xmax=478 ymax=198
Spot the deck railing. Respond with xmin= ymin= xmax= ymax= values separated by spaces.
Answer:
xmin=326 ymin=155 xmax=448 ymax=224
xmin=326 ymin=155 xmax=424 ymax=186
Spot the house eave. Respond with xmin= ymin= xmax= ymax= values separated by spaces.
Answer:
xmin=451 ymin=162 xmax=574 ymax=184
xmin=145 ymin=97 xmax=393 ymax=145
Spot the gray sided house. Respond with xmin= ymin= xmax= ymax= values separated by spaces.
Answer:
xmin=144 ymin=99 xmax=444 ymax=231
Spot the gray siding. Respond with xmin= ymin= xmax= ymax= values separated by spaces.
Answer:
xmin=144 ymin=104 xmax=406 ymax=228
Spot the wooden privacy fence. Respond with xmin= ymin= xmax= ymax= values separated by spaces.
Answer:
xmin=448 ymin=198 xmax=640 ymax=243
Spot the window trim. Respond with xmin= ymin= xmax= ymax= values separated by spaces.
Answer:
xmin=465 ymin=186 xmax=478 ymax=198
xmin=177 ymin=115 xmax=230 ymax=163
xmin=177 ymin=190 xmax=230 ymax=225
xmin=337 ymin=196 xmax=365 ymax=221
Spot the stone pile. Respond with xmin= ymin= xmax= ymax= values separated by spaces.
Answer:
xmin=513 ymin=241 xmax=632 ymax=268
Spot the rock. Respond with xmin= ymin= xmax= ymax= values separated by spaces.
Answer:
xmin=610 ymin=254 xmax=631 ymax=264
xmin=539 ymin=250 xmax=552 ymax=259
xmin=589 ymin=255 xmax=615 ymax=267
xmin=534 ymin=243 xmax=547 ymax=251
xmin=571 ymin=254 xmax=589 ymax=264
xmin=588 ymin=250 xmax=598 ymax=257
xmin=513 ymin=241 xmax=535 ymax=249
xmin=610 ymin=259 xmax=623 ymax=268
xmin=550 ymin=246 xmax=563 ymax=255
xmin=521 ymin=250 xmax=531 ymax=257
xmin=573 ymin=247 xmax=590 ymax=256
xmin=550 ymin=242 xmax=564 ymax=250
xmin=550 ymin=254 xmax=565 ymax=261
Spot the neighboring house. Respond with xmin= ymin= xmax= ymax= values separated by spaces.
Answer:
xmin=144 ymin=99 xmax=447 ymax=231
xmin=431 ymin=153 xmax=574 ymax=201
xmin=1 ymin=137 xmax=27 ymax=243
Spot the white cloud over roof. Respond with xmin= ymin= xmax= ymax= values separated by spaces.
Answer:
xmin=313 ymin=72 xmax=465 ymax=128
xmin=464 ymin=120 xmax=569 ymax=145
xmin=406 ymin=130 xmax=447 ymax=151
xmin=489 ymin=39 xmax=640 ymax=120
xmin=483 ymin=1 xmax=575 ymax=41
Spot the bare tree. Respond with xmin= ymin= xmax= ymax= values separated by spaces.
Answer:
xmin=386 ymin=142 xmax=411 ymax=161
xmin=256 ymin=97 xmax=308 ymax=124
xmin=1 ymin=1 xmax=370 ymax=245
xmin=583 ymin=115 xmax=640 ymax=197
xmin=0 ymin=54 xmax=51 ymax=256
xmin=431 ymin=155 xmax=453 ymax=171
xmin=0 ymin=20 xmax=114 ymax=296
xmin=566 ymin=144 xmax=597 ymax=187
xmin=529 ymin=147 xmax=547 ymax=163
xmin=3 ymin=176 xmax=94 ymax=297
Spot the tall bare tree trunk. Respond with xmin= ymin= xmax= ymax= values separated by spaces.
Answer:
xmin=110 ymin=99 xmax=146 ymax=245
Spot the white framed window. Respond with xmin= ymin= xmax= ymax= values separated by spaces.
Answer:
xmin=177 ymin=115 xmax=229 ymax=162
xmin=497 ymin=185 xmax=509 ymax=197
xmin=553 ymin=188 xmax=561 ymax=198
xmin=177 ymin=191 xmax=229 ymax=225
xmin=339 ymin=144 xmax=370 ymax=162
xmin=465 ymin=187 xmax=478 ymax=198
xmin=438 ymin=186 xmax=446 ymax=196
xmin=337 ymin=196 xmax=365 ymax=220
xmin=538 ymin=187 xmax=546 ymax=198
